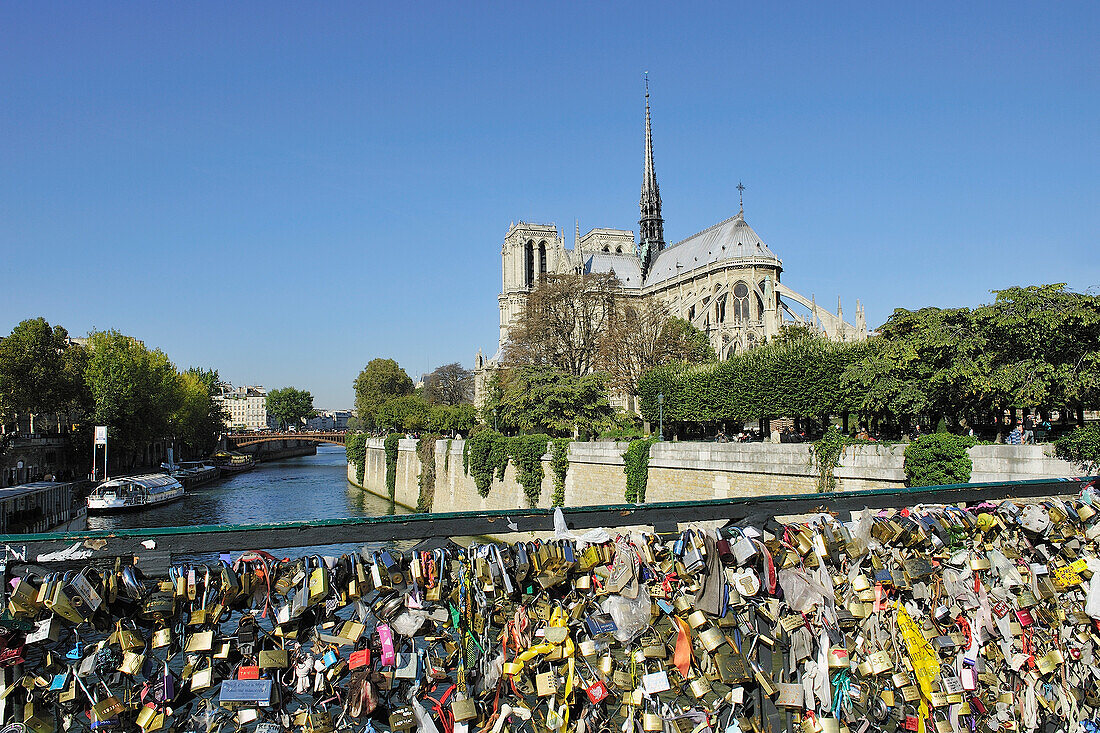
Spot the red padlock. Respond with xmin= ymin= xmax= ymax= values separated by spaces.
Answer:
xmin=585 ymin=679 xmax=609 ymax=704
xmin=238 ymin=665 xmax=259 ymax=680
xmin=349 ymin=649 xmax=371 ymax=669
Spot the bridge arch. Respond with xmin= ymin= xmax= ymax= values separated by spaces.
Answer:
xmin=226 ymin=431 xmax=347 ymax=449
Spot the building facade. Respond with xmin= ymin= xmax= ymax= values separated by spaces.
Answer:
xmin=215 ymin=385 xmax=275 ymax=431
xmin=306 ymin=410 xmax=353 ymax=431
xmin=475 ymin=85 xmax=867 ymax=406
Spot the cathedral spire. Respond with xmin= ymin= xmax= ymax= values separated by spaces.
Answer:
xmin=639 ymin=73 xmax=665 ymax=278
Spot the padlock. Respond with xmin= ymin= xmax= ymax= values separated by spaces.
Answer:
xmin=536 ymin=670 xmax=556 ymax=696
xmin=452 ymin=694 xmax=478 ymax=722
xmin=776 ymin=682 xmax=804 ymax=709
xmin=932 ymin=711 xmax=953 ymax=733
xmin=902 ymin=705 xmax=919 ymax=732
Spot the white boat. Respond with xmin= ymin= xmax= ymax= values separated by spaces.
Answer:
xmin=87 ymin=473 xmax=185 ymax=513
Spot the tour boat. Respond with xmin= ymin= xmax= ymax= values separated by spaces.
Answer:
xmin=212 ymin=451 xmax=256 ymax=475
xmin=161 ymin=460 xmax=221 ymax=489
xmin=87 ymin=473 xmax=185 ymax=513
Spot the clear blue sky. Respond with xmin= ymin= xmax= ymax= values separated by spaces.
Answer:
xmin=2 ymin=2 xmax=1097 ymax=409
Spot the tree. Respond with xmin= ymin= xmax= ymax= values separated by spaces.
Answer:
xmin=770 ymin=323 xmax=818 ymax=347
xmin=353 ymin=358 xmax=414 ymax=427
xmin=173 ymin=368 xmax=227 ymax=457
xmin=374 ymin=395 xmax=431 ymax=432
xmin=85 ymin=330 xmax=183 ymax=453
xmin=841 ymin=307 xmax=985 ymax=431
xmin=504 ymin=273 xmax=617 ymax=376
xmin=973 ymin=284 xmax=1100 ymax=424
xmin=266 ymin=387 xmax=315 ymax=429
xmin=598 ymin=299 xmax=715 ymax=396
xmin=484 ymin=366 xmax=615 ymax=437
xmin=0 ymin=317 xmax=90 ymax=427
xmin=423 ymin=362 xmax=474 ymax=405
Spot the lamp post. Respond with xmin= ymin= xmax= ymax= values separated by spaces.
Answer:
xmin=657 ymin=392 xmax=664 ymax=441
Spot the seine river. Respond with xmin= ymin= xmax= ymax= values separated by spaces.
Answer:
xmin=86 ymin=445 xmax=398 ymax=532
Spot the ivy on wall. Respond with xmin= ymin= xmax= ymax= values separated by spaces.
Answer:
xmin=416 ymin=435 xmax=438 ymax=512
xmin=464 ymin=430 xmax=509 ymax=497
xmin=623 ymin=438 xmax=657 ymax=503
xmin=510 ymin=434 xmax=551 ymax=507
xmin=462 ymin=429 xmax=552 ymax=504
xmin=344 ymin=431 xmax=367 ymax=485
xmin=444 ymin=438 xmax=453 ymax=473
xmin=810 ymin=426 xmax=850 ymax=493
xmin=384 ymin=433 xmax=401 ymax=502
xmin=550 ymin=438 xmax=570 ymax=507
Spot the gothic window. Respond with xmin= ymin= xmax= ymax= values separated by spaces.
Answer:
xmin=616 ymin=246 xmax=623 ymax=253
xmin=538 ymin=242 xmax=547 ymax=276
xmin=755 ymin=292 xmax=764 ymax=320
xmin=733 ymin=281 xmax=750 ymax=322
xmin=603 ymin=246 xmax=610 ymax=253
xmin=687 ymin=305 xmax=695 ymax=322
xmin=716 ymin=294 xmax=727 ymax=322
xmin=525 ymin=241 xmax=534 ymax=287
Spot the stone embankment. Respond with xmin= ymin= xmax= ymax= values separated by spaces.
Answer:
xmin=239 ymin=439 xmax=317 ymax=462
xmin=347 ymin=438 xmax=1080 ymax=511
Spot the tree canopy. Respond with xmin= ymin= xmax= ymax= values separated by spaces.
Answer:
xmin=85 ymin=330 xmax=183 ymax=449
xmin=423 ymin=362 xmax=473 ymax=405
xmin=0 ymin=317 xmax=90 ymax=421
xmin=638 ymin=283 xmax=1100 ymax=434
xmin=353 ymin=358 xmax=414 ymax=427
xmin=174 ymin=368 xmax=227 ymax=456
xmin=482 ymin=365 xmax=615 ymax=438
xmin=266 ymin=387 xmax=315 ymax=429
xmin=504 ymin=273 xmax=617 ymax=377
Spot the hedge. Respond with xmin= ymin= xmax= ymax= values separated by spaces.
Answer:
xmin=636 ymin=339 xmax=867 ymax=423
xmin=903 ymin=433 xmax=977 ymax=487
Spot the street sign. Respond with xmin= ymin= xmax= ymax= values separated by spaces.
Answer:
xmin=94 ymin=426 xmax=107 ymax=445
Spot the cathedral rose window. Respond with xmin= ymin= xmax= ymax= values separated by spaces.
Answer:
xmin=733 ymin=281 xmax=750 ymax=321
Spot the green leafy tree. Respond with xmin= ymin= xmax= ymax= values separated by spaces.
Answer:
xmin=0 ymin=317 xmax=90 ymax=427
xmin=374 ymin=394 xmax=431 ymax=432
xmin=85 ymin=330 xmax=183 ymax=456
xmin=841 ymin=307 xmax=985 ymax=430
xmin=265 ymin=387 xmax=315 ymax=430
xmin=173 ymin=368 xmax=227 ymax=457
xmin=429 ymin=403 xmax=476 ymax=435
xmin=485 ymin=366 xmax=615 ymax=438
xmin=974 ymin=284 xmax=1100 ymax=424
xmin=353 ymin=358 xmax=414 ymax=427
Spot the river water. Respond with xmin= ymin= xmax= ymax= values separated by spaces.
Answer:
xmin=86 ymin=445 xmax=397 ymax=532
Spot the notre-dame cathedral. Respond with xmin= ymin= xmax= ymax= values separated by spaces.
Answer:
xmin=475 ymin=83 xmax=867 ymax=407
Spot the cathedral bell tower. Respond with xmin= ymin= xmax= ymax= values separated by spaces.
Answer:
xmin=639 ymin=75 xmax=665 ymax=279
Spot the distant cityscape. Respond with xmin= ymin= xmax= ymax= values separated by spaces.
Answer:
xmin=214 ymin=384 xmax=352 ymax=432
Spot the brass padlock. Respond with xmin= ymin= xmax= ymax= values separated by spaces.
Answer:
xmin=535 ymin=670 xmax=556 ymax=696
xmin=452 ymin=694 xmax=478 ymax=722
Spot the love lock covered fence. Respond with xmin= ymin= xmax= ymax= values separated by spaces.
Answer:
xmin=0 ymin=476 xmax=1096 ymax=733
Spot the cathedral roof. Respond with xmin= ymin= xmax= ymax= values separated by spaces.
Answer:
xmin=584 ymin=253 xmax=643 ymax=287
xmin=643 ymin=212 xmax=780 ymax=287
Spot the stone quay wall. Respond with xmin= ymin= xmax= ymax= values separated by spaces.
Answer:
xmin=346 ymin=439 xmax=1081 ymax=512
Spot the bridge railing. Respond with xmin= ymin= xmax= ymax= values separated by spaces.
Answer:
xmin=1 ymin=475 xmax=1093 ymax=576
